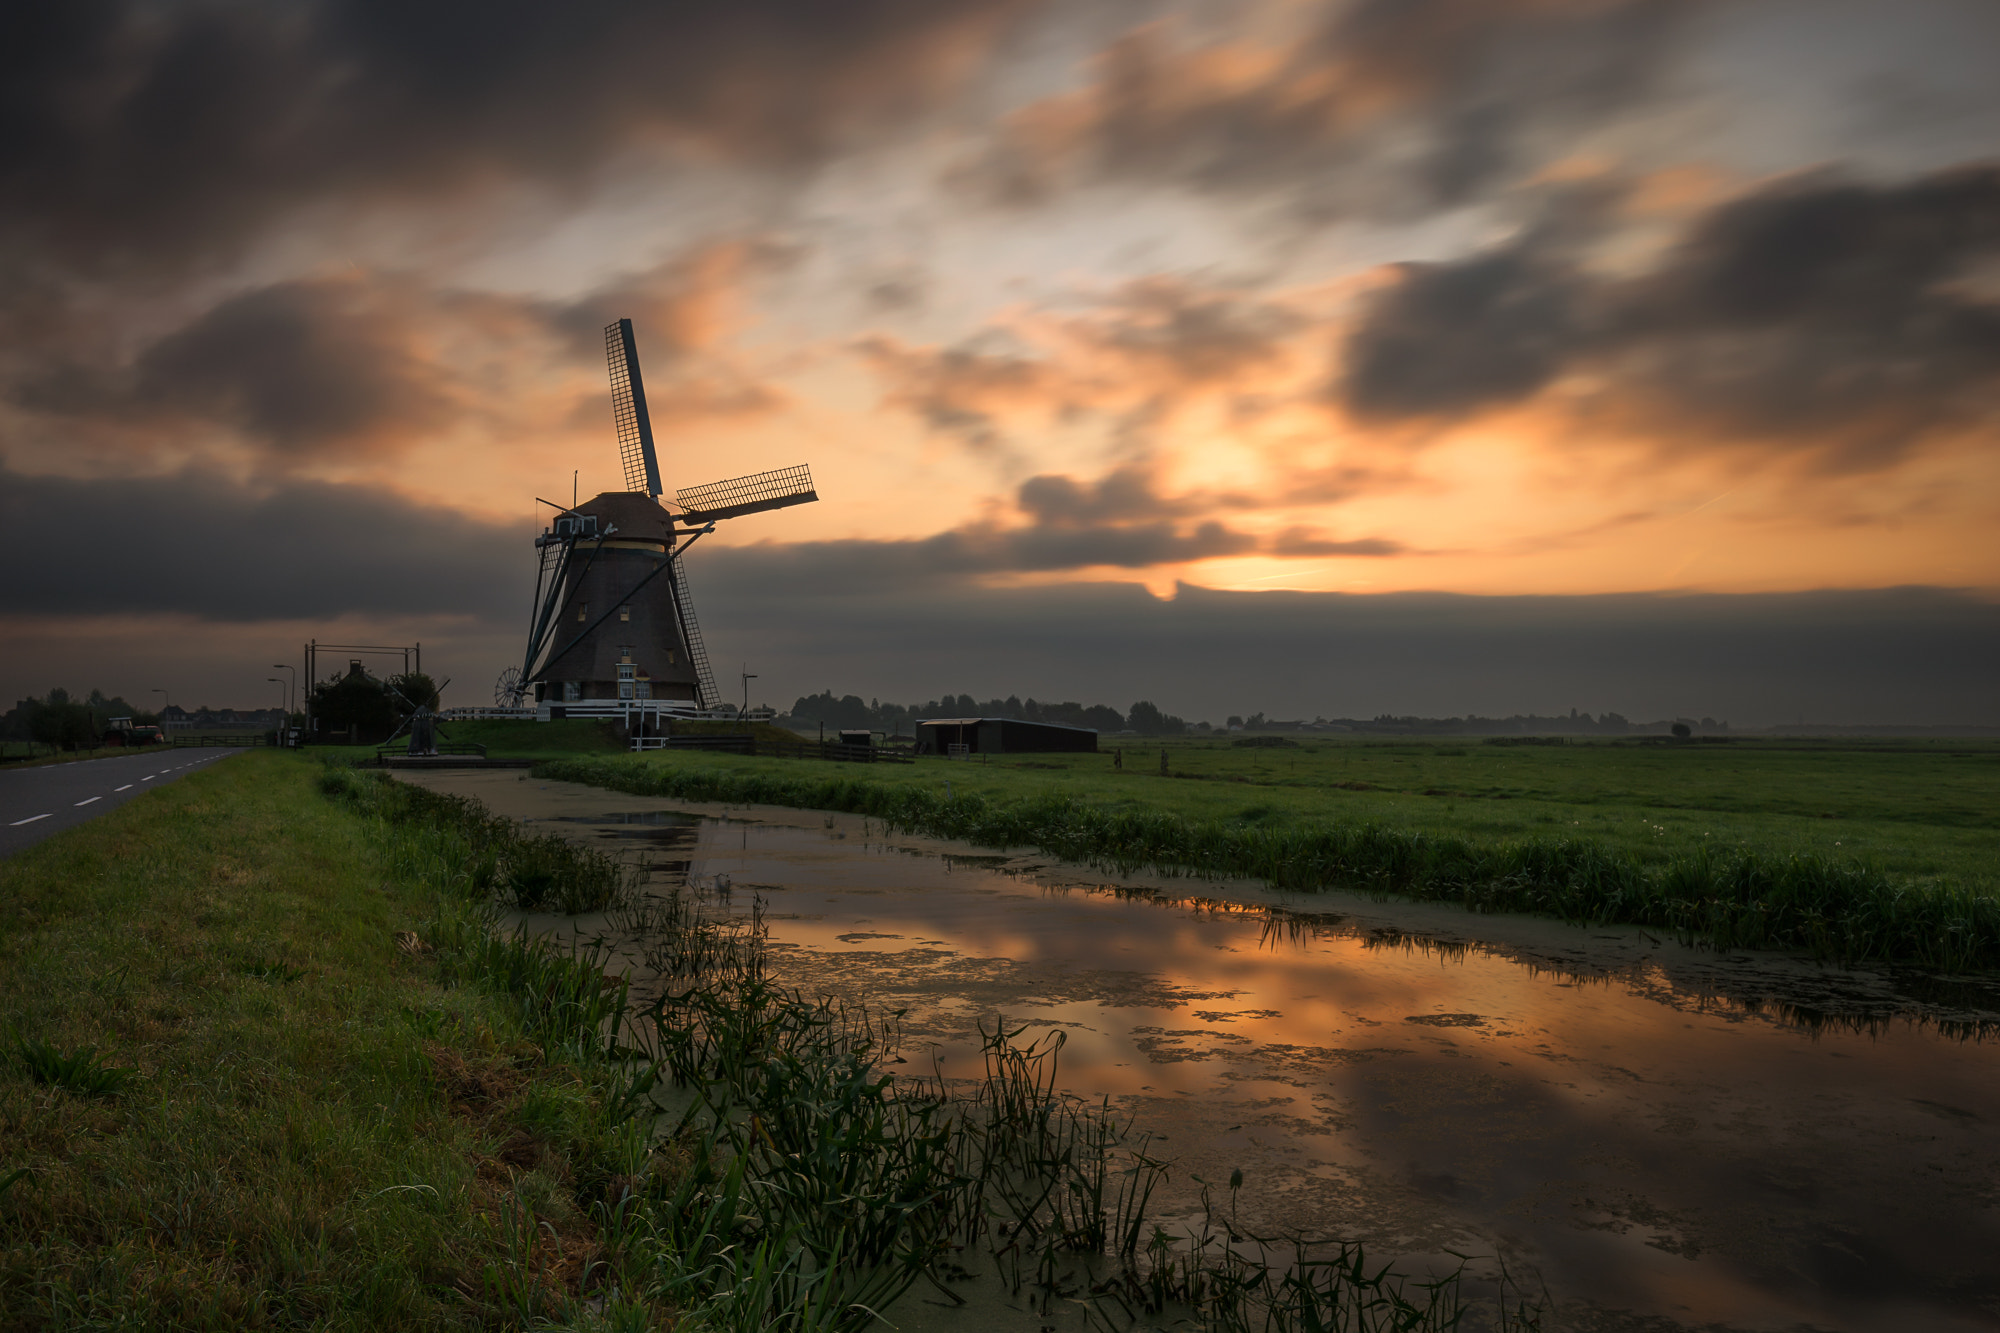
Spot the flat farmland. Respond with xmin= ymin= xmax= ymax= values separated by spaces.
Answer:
xmin=540 ymin=731 xmax=1998 ymax=897
xmin=1065 ymin=736 xmax=1999 ymax=889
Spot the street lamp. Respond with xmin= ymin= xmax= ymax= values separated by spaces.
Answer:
xmin=151 ymin=687 xmax=169 ymax=725
xmin=271 ymin=664 xmax=295 ymax=716
xmin=741 ymin=665 xmax=757 ymax=717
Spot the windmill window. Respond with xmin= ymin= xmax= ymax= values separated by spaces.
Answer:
xmin=619 ymin=607 xmax=631 ymax=622
xmin=618 ymin=682 xmax=634 ymax=700
xmin=636 ymin=682 xmax=652 ymax=700
xmin=563 ymin=681 xmax=581 ymax=702
xmin=617 ymin=664 xmax=635 ymax=681
xmin=668 ymin=649 xmax=677 ymax=665
xmin=576 ymin=601 xmax=589 ymax=622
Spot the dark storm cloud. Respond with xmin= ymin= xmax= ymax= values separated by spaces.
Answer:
xmin=1340 ymin=166 xmax=2000 ymax=465
xmin=689 ymin=544 xmax=2000 ymax=726
xmin=0 ymin=466 xmax=519 ymax=621
xmin=20 ymin=279 xmax=450 ymax=457
xmin=0 ymin=0 xmax=1050 ymax=280
xmin=1341 ymin=243 xmax=1580 ymax=420
xmin=966 ymin=0 xmax=1697 ymax=214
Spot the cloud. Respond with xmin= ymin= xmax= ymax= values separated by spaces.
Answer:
xmin=961 ymin=0 xmax=1698 ymax=215
xmin=7 ymin=239 xmax=794 ymax=467
xmin=0 ymin=465 xmax=520 ymax=621
xmin=1016 ymin=463 xmax=1200 ymax=526
xmin=1268 ymin=527 xmax=1404 ymax=557
xmin=858 ymin=275 xmax=1308 ymax=450
xmin=0 ymin=0 xmax=1053 ymax=284
xmin=688 ymin=546 xmax=2000 ymax=726
xmin=856 ymin=334 xmax=1062 ymax=450
xmin=829 ymin=466 xmax=1262 ymax=575
xmin=1338 ymin=165 xmax=2000 ymax=467
xmin=20 ymin=277 xmax=452 ymax=460
xmin=533 ymin=239 xmax=803 ymax=364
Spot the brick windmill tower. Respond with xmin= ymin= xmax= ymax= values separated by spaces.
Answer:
xmin=498 ymin=319 xmax=817 ymax=712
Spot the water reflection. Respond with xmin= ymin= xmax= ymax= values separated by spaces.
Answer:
xmin=412 ymin=776 xmax=2000 ymax=1333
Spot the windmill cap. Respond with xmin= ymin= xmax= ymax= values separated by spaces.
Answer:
xmin=573 ymin=490 xmax=674 ymax=542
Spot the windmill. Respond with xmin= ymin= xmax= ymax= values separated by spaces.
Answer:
xmin=381 ymin=673 xmax=453 ymax=756
xmin=500 ymin=318 xmax=817 ymax=712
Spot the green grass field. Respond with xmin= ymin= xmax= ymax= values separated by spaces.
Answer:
xmin=554 ymin=734 xmax=1998 ymax=889
xmin=538 ymin=734 xmax=2000 ymax=970
xmin=0 ymin=753 xmax=658 ymax=1328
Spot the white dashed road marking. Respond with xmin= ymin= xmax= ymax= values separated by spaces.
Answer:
xmin=9 ymin=814 xmax=51 ymax=826
xmin=74 ymin=797 xmax=101 ymax=806
xmin=115 ymin=784 xmax=132 ymax=792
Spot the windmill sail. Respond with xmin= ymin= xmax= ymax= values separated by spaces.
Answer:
xmin=606 ymin=318 xmax=663 ymax=497
xmin=664 ymin=555 xmax=720 ymax=709
xmin=677 ymin=464 xmax=816 ymax=522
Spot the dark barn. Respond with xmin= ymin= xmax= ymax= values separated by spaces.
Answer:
xmin=914 ymin=717 xmax=1098 ymax=755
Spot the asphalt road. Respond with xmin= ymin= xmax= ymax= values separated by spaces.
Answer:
xmin=0 ymin=749 xmax=240 ymax=859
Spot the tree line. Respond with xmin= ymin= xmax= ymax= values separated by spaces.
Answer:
xmin=1 ymin=688 xmax=159 ymax=751
xmin=783 ymin=692 xmax=1194 ymax=736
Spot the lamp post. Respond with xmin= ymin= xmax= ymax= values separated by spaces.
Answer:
xmin=151 ymin=688 xmax=169 ymax=728
xmin=271 ymin=664 xmax=295 ymax=717
xmin=741 ymin=665 xmax=757 ymax=717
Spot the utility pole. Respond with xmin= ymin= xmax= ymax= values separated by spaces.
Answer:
xmin=741 ymin=664 xmax=757 ymax=717
xmin=151 ymin=687 xmax=169 ymax=726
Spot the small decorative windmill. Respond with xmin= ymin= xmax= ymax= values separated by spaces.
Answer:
xmin=499 ymin=319 xmax=817 ymax=711
xmin=381 ymin=674 xmax=452 ymax=755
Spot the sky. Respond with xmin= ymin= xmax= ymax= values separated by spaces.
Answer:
xmin=3 ymin=0 xmax=1996 ymax=724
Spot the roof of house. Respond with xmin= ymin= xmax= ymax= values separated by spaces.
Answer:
xmin=915 ymin=717 xmax=1097 ymax=733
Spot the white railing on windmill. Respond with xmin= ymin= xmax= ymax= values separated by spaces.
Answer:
xmin=500 ymin=317 xmax=818 ymax=714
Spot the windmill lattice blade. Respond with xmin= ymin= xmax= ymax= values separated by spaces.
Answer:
xmin=605 ymin=319 xmax=663 ymax=497
xmin=676 ymin=464 xmax=817 ymax=522
xmin=668 ymin=555 xmax=720 ymax=710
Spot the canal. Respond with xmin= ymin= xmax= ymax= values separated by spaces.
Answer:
xmin=405 ymin=771 xmax=2000 ymax=1333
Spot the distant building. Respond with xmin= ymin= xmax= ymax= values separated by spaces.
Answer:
xmin=913 ymin=717 xmax=1098 ymax=755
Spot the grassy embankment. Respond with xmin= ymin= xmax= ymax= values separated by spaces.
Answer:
xmin=537 ymin=734 xmax=2000 ymax=972
xmin=0 ymin=751 xmax=654 ymax=1329
xmin=1 ymin=751 xmax=1525 ymax=1333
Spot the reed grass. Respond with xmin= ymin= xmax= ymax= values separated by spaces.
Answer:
xmin=623 ymin=872 xmax=1539 ymax=1333
xmin=318 ymin=763 xmax=627 ymax=915
xmin=539 ymin=755 xmax=2000 ymax=972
